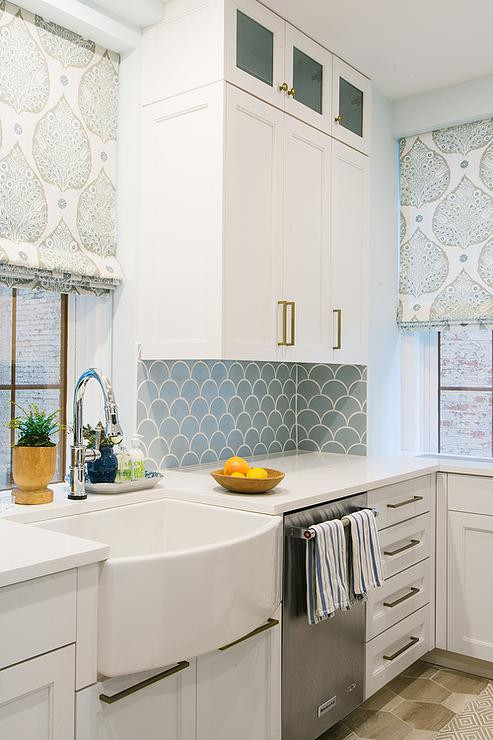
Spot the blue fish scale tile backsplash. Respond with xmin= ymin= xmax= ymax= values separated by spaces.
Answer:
xmin=137 ymin=360 xmax=367 ymax=470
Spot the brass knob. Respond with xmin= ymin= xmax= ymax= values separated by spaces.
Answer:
xmin=279 ymin=82 xmax=289 ymax=92
xmin=287 ymin=87 xmax=296 ymax=97
xmin=334 ymin=114 xmax=343 ymax=124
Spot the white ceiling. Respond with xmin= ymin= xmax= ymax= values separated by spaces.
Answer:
xmin=83 ymin=0 xmax=493 ymax=100
xmin=265 ymin=0 xmax=493 ymax=99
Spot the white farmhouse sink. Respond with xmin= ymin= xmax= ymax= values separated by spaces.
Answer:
xmin=35 ymin=499 xmax=281 ymax=676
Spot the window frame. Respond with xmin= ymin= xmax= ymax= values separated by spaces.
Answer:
xmin=1 ymin=289 xmax=68 ymax=489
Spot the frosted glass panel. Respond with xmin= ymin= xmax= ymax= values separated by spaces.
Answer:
xmin=339 ymin=78 xmax=363 ymax=137
xmin=292 ymin=47 xmax=322 ymax=114
xmin=236 ymin=10 xmax=273 ymax=87
xmin=440 ymin=390 xmax=492 ymax=457
xmin=440 ymin=330 xmax=492 ymax=387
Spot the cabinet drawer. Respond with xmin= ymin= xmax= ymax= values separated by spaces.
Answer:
xmin=0 ymin=570 xmax=76 ymax=670
xmin=379 ymin=512 xmax=431 ymax=579
xmin=366 ymin=559 xmax=431 ymax=641
xmin=369 ymin=475 xmax=433 ymax=530
xmin=365 ymin=605 xmax=431 ymax=699
xmin=448 ymin=474 xmax=493 ymax=514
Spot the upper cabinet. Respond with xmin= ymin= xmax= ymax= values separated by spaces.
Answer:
xmin=332 ymin=57 xmax=371 ymax=154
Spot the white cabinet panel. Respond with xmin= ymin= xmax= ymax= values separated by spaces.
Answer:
xmin=283 ymin=115 xmax=331 ymax=362
xmin=284 ymin=24 xmax=332 ymax=134
xmin=224 ymin=0 xmax=286 ymax=109
xmin=448 ymin=473 xmax=493 ymax=515
xmin=0 ymin=645 xmax=75 ymax=740
xmin=379 ymin=512 xmax=431 ymax=579
xmin=365 ymin=605 xmax=431 ymax=699
xmin=223 ymin=85 xmax=284 ymax=360
xmin=76 ymin=660 xmax=196 ymax=740
xmin=368 ymin=475 xmax=433 ymax=531
xmin=0 ymin=570 xmax=76 ymax=671
xmin=366 ymin=559 xmax=431 ymax=641
xmin=448 ymin=510 xmax=493 ymax=661
xmin=332 ymin=57 xmax=371 ymax=155
xmin=140 ymin=84 xmax=224 ymax=359
xmin=196 ymin=615 xmax=281 ymax=740
xmin=330 ymin=140 xmax=368 ymax=364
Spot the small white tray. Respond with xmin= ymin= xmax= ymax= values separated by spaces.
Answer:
xmin=85 ymin=472 xmax=163 ymax=495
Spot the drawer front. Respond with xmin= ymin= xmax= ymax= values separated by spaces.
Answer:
xmin=366 ymin=559 xmax=431 ymax=641
xmin=379 ymin=512 xmax=431 ymax=579
xmin=369 ymin=475 xmax=433 ymax=530
xmin=0 ymin=570 xmax=76 ymax=670
xmin=365 ymin=605 xmax=431 ymax=699
xmin=448 ymin=474 xmax=493 ymax=515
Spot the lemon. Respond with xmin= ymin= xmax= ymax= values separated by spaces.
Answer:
xmin=230 ymin=471 xmax=246 ymax=478
xmin=246 ymin=467 xmax=268 ymax=479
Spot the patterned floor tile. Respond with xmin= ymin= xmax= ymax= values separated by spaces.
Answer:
xmin=317 ymin=721 xmax=356 ymax=739
xmin=362 ymin=687 xmax=402 ymax=712
xmin=441 ymin=692 xmax=477 ymax=713
xmin=436 ymin=683 xmax=493 ymax=738
xmin=432 ymin=669 xmax=489 ymax=695
xmin=401 ymin=661 xmax=438 ymax=680
xmin=392 ymin=700 xmax=454 ymax=731
xmin=387 ymin=677 xmax=451 ymax=703
xmin=344 ymin=708 xmax=413 ymax=739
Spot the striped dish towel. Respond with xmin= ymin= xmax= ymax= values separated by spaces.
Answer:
xmin=306 ymin=520 xmax=351 ymax=625
xmin=343 ymin=509 xmax=384 ymax=601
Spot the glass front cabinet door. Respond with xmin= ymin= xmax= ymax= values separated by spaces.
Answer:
xmin=225 ymin=0 xmax=285 ymax=108
xmin=284 ymin=25 xmax=333 ymax=134
xmin=332 ymin=56 xmax=371 ymax=154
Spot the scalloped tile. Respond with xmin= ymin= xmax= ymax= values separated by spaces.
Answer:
xmin=137 ymin=360 xmax=367 ymax=469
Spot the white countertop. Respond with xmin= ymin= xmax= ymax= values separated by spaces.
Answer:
xmin=0 ymin=518 xmax=109 ymax=588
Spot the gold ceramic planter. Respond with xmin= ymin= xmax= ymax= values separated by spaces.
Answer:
xmin=12 ymin=446 xmax=56 ymax=505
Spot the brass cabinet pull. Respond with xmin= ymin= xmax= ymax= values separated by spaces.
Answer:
xmin=286 ymin=301 xmax=295 ymax=346
xmin=219 ymin=618 xmax=279 ymax=651
xmin=387 ymin=496 xmax=424 ymax=509
xmin=384 ymin=538 xmax=420 ymax=557
xmin=99 ymin=661 xmax=190 ymax=704
xmin=383 ymin=636 xmax=419 ymax=661
xmin=334 ymin=113 xmax=343 ymax=124
xmin=279 ymin=82 xmax=289 ymax=92
xmin=287 ymin=87 xmax=296 ymax=97
xmin=332 ymin=309 xmax=342 ymax=350
xmin=278 ymin=300 xmax=287 ymax=346
xmin=384 ymin=587 xmax=420 ymax=609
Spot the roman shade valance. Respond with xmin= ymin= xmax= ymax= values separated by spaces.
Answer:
xmin=0 ymin=2 xmax=123 ymax=294
xmin=398 ymin=118 xmax=493 ymax=331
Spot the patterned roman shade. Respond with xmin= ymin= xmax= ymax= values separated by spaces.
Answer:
xmin=0 ymin=2 xmax=122 ymax=294
xmin=398 ymin=118 xmax=493 ymax=330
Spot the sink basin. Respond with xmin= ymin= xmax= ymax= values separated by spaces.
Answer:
xmin=35 ymin=498 xmax=281 ymax=676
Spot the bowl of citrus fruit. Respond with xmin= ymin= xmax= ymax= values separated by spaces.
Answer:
xmin=211 ymin=456 xmax=284 ymax=494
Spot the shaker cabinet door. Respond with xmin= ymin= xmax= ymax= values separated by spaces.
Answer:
xmin=330 ymin=140 xmax=369 ymax=364
xmin=332 ymin=57 xmax=371 ymax=154
xmin=282 ymin=115 xmax=332 ymax=362
xmin=225 ymin=0 xmax=286 ymax=109
xmin=0 ymin=646 xmax=75 ymax=740
xmin=284 ymin=24 xmax=332 ymax=134
xmin=223 ymin=85 xmax=284 ymax=361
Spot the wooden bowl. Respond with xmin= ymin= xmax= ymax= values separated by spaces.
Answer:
xmin=210 ymin=468 xmax=285 ymax=494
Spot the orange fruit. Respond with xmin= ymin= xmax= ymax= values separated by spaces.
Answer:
xmin=230 ymin=472 xmax=245 ymax=478
xmin=223 ymin=456 xmax=250 ymax=476
xmin=246 ymin=467 xmax=268 ymax=479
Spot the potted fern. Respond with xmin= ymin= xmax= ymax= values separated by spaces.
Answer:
xmin=7 ymin=403 xmax=62 ymax=505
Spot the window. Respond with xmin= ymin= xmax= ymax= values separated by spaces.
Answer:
xmin=438 ymin=330 xmax=493 ymax=457
xmin=0 ymin=287 xmax=68 ymax=489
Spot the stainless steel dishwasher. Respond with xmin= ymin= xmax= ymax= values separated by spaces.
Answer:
xmin=282 ymin=492 xmax=368 ymax=740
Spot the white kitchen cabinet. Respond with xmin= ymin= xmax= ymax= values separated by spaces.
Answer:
xmin=0 ymin=645 xmax=75 ymax=740
xmin=282 ymin=114 xmax=332 ymax=362
xmin=330 ymin=140 xmax=369 ymax=364
xmin=448 ymin=509 xmax=493 ymax=661
xmin=332 ymin=57 xmax=371 ymax=154
xmin=196 ymin=615 xmax=281 ymax=740
xmin=76 ymin=660 xmax=196 ymax=740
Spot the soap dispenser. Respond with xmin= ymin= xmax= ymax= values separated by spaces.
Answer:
xmin=129 ymin=435 xmax=145 ymax=480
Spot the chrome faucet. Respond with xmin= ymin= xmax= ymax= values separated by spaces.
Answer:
xmin=68 ymin=368 xmax=123 ymax=500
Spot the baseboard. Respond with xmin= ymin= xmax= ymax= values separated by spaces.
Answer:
xmin=422 ymin=648 xmax=493 ymax=680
